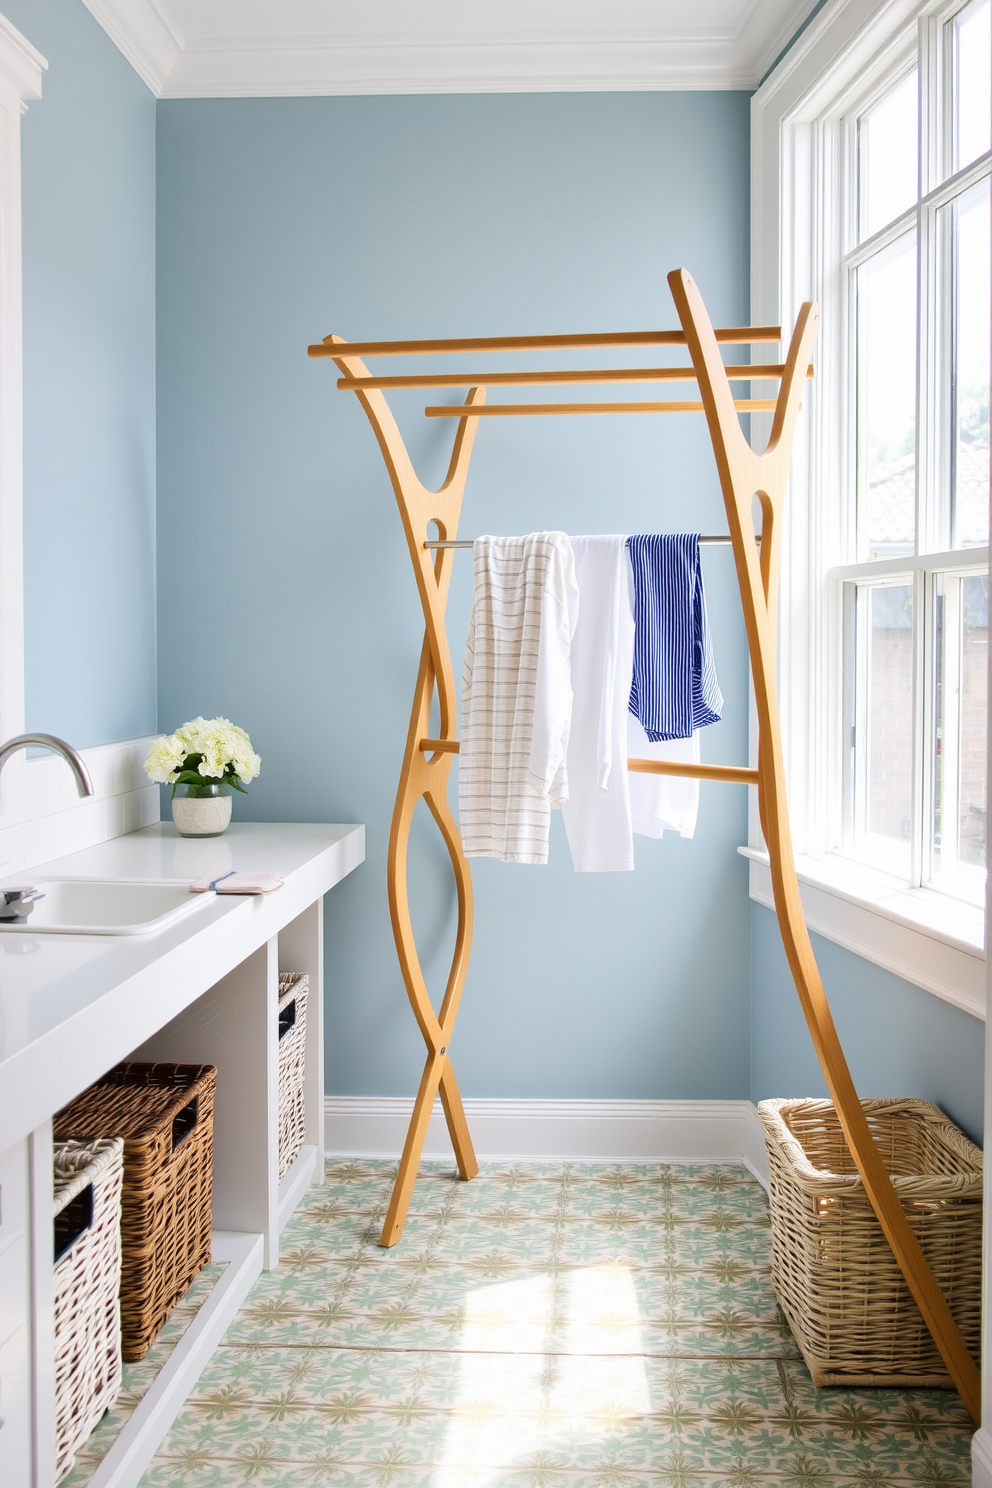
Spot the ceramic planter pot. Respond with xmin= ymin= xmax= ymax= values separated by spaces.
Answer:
xmin=171 ymin=783 xmax=232 ymax=838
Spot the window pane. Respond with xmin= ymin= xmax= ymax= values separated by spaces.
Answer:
xmin=952 ymin=0 xmax=991 ymax=173
xmin=931 ymin=572 xmax=988 ymax=903
xmin=944 ymin=176 xmax=991 ymax=547
xmin=844 ymin=580 xmax=915 ymax=872
xmin=858 ymin=71 xmax=919 ymax=240
xmin=858 ymin=234 xmax=918 ymax=558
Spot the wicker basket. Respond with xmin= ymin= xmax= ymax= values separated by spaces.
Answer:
xmin=54 ymin=1063 xmax=216 ymax=1362
xmin=759 ymin=1096 xmax=982 ymax=1388
xmin=278 ymin=972 xmax=309 ymax=1179
xmin=53 ymin=1138 xmax=124 ymax=1483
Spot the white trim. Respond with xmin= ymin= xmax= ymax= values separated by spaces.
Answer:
xmin=79 ymin=0 xmax=180 ymax=96
xmin=80 ymin=0 xmax=820 ymax=97
xmin=276 ymin=1144 xmax=319 ymax=1233
xmin=325 ymin=1096 xmax=769 ymax=1186
xmin=973 ymin=1427 xmax=992 ymax=1488
xmin=83 ymin=1230 xmax=264 ymax=1488
xmin=0 ymin=19 xmax=45 ymax=830
xmin=0 ymin=15 xmax=46 ymax=102
xmin=746 ymin=851 xmax=986 ymax=1018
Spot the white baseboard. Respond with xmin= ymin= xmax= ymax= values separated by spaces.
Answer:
xmin=325 ymin=1097 xmax=769 ymax=1186
xmin=974 ymin=1427 xmax=992 ymax=1488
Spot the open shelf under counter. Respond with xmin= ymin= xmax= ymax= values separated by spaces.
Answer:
xmin=65 ymin=1231 xmax=262 ymax=1488
xmin=0 ymin=820 xmax=364 ymax=1488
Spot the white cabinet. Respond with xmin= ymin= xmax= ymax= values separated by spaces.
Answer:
xmin=0 ymin=822 xmax=363 ymax=1488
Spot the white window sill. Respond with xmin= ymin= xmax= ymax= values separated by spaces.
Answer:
xmin=742 ymin=847 xmax=986 ymax=1021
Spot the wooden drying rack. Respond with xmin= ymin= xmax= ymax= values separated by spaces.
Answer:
xmin=309 ymin=268 xmax=980 ymax=1420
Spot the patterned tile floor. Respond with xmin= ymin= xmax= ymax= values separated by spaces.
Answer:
xmin=98 ymin=1160 xmax=981 ymax=1485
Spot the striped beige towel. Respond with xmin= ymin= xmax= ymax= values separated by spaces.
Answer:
xmin=459 ymin=533 xmax=578 ymax=864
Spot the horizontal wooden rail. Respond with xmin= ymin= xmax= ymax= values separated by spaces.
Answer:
xmin=420 ymin=739 xmax=757 ymax=784
xmin=337 ymin=363 xmax=814 ymax=391
xmin=425 ymin=399 xmax=782 ymax=418
xmin=628 ymin=759 xmax=759 ymax=784
xmin=310 ymin=326 xmax=784 ymax=358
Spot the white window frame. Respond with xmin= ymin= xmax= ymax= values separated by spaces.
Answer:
xmin=749 ymin=0 xmax=988 ymax=1020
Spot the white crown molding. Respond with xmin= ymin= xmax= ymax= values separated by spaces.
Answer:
xmin=325 ymin=1095 xmax=771 ymax=1189
xmin=80 ymin=0 xmax=182 ymax=96
xmin=0 ymin=13 xmax=46 ymax=105
xmin=78 ymin=0 xmax=821 ymax=99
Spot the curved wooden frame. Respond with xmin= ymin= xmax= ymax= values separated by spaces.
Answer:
xmin=315 ymin=271 xmax=980 ymax=1420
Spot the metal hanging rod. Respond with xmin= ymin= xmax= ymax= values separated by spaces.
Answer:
xmin=424 ymin=535 xmax=760 ymax=550
xmin=309 ymin=325 xmax=784 ymax=359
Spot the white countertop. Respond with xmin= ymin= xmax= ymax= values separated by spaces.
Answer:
xmin=0 ymin=821 xmax=364 ymax=1150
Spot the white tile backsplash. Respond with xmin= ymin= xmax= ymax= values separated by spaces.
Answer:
xmin=1 ymin=735 xmax=161 ymax=878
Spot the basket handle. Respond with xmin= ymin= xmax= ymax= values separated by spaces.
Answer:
xmin=171 ymin=1097 xmax=199 ymax=1149
xmin=279 ymin=999 xmax=297 ymax=1041
xmin=54 ymin=1183 xmax=93 ymax=1263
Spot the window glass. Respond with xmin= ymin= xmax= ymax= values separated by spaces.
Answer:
xmin=858 ymin=70 xmax=919 ymax=239
xmin=858 ymin=233 xmax=918 ymax=557
xmin=847 ymin=580 xmax=915 ymax=869
xmin=931 ymin=571 xmax=988 ymax=902
xmin=952 ymin=0 xmax=991 ymax=172
xmin=945 ymin=176 xmax=991 ymax=547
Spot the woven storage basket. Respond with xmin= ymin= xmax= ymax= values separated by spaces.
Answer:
xmin=759 ymin=1096 xmax=982 ymax=1387
xmin=53 ymin=1137 xmax=124 ymax=1484
xmin=54 ymin=1063 xmax=216 ymax=1362
xmin=278 ymin=972 xmax=309 ymax=1179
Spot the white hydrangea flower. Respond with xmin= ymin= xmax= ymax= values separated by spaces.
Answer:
xmin=145 ymin=716 xmax=261 ymax=789
xmin=144 ymin=734 xmax=186 ymax=783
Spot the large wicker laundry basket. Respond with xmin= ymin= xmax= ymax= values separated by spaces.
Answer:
xmin=53 ymin=1138 xmax=124 ymax=1483
xmin=54 ymin=1063 xmax=216 ymax=1362
xmin=278 ymin=972 xmax=309 ymax=1179
xmin=758 ymin=1096 xmax=982 ymax=1388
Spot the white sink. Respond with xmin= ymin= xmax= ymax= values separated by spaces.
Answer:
xmin=0 ymin=878 xmax=216 ymax=936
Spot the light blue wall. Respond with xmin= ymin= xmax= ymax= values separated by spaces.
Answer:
xmin=750 ymin=904 xmax=985 ymax=1142
xmin=8 ymin=19 xmax=976 ymax=1123
xmin=3 ymin=0 xmax=157 ymax=747
xmin=155 ymin=92 xmax=754 ymax=1099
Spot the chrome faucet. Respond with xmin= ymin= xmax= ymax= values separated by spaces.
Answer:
xmin=0 ymin=733 xmax=94 ymax=797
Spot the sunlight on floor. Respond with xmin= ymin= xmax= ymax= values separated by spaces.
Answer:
xmin=435 ymin=1264 xmax=650 ymax=1484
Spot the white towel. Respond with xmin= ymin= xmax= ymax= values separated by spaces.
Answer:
xmin=628 ymin=714 xmax=700 ymax=838
xmin=459 ymin=533 xmax=578 ymax=864
xmin=561 ymin=536 xmax=636 ymax=872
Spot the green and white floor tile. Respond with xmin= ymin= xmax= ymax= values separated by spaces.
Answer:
xmin=135 ymin=1160 xmax=971 ymax=1485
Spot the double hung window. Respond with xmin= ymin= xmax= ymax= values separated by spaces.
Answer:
xmin=834 ymin=0 xmax=990 ymax=910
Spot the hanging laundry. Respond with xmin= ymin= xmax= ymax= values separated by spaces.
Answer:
xmin=627 ymin=533 xmax=723 ymax=740
xmin=628 ymin=715 xmax=700 ymax=839
xmin=561 ymin=536 xmax=636 ymax=872
xmin=459 ymin=533 xmax=578 ymax=864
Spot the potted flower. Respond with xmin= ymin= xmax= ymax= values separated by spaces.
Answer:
xmin=145 ymin=717 xmax=261 ymax=837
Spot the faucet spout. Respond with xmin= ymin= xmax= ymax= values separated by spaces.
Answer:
xmin=0 ymin=733 xmax=94 ymax=797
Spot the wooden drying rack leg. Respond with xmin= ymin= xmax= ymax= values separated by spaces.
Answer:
xmin=668 ymin=268 xmax=981 ymax=1422
xmin=325 ymin=340 xmax=483 ymax=1247
xmin=379 ymin=636 xmax=479 ymax=1245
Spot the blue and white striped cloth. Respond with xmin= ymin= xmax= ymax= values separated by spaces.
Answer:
xmin=627 ymin=533 xmax=723 ymax=741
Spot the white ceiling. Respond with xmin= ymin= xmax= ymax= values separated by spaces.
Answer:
xmin=80 ymin=0 xmax=820 ymax=98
